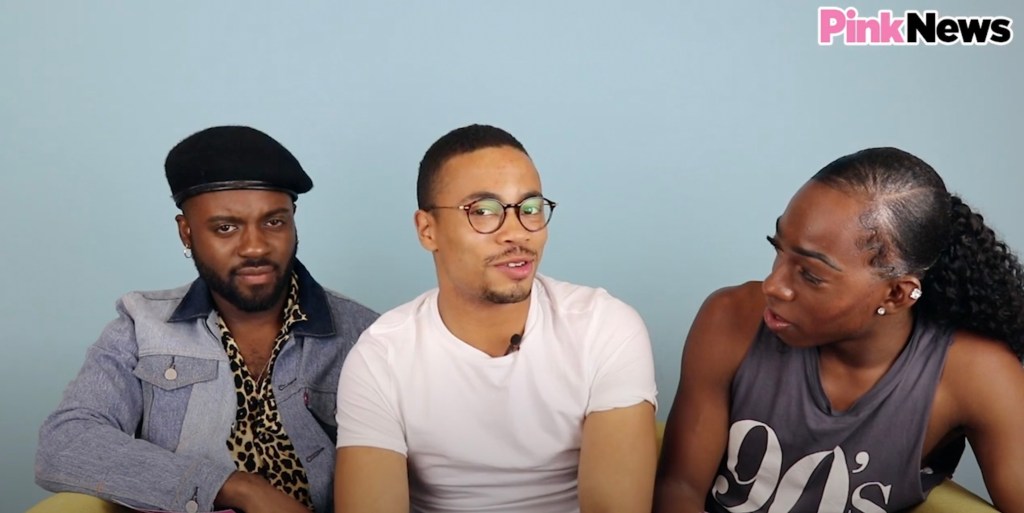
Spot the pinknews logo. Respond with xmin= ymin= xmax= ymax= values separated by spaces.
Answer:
xmin=819 ymin=7 xmax=1013 ymax=46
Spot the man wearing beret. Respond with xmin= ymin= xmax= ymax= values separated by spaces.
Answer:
xmin=36 ymin=126 xmax=378 ymax=513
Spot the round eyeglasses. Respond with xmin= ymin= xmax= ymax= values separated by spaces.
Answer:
xmin=427 ymin=196 xmax=557 ymax=234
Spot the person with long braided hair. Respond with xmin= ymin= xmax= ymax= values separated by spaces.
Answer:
xmin=655 ymin=147 xmax=1024 ymax=513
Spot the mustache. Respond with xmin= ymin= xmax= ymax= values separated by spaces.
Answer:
xmin=485 ymin=247 xmax=537 ymax=265
xmin=230 ymin=259 xmax=279 ymax=275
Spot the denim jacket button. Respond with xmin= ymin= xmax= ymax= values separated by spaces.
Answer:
xmin=164 ymin=367 xmax=178 ymax=381
xmin=185 ymin=500 xmax=198 ymax=513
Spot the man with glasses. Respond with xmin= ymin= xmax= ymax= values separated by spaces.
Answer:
xmin=333 ymin=124 xmax=658 ymax=512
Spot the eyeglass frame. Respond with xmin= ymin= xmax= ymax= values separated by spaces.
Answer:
xmin=424 ymin=195 xmax=557 ymax=235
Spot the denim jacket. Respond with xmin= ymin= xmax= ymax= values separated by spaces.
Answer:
xmin=36 ymin=261 xmax=378 ymax=513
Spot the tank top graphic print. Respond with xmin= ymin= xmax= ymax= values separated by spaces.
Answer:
xmin=707 ymin=316 xmax=962 ymax=513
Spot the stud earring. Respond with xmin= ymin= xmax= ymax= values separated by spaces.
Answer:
xmin=910 ymin=288 xmax=922 ymax=300
xmin=876 ymin=306 xmax=886 ymax=316
xmin=183 ymin=246 xmax=192 ymax=259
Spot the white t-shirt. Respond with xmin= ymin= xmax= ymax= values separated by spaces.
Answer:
xmin=335 ymin=275 xmax=657 ymax=513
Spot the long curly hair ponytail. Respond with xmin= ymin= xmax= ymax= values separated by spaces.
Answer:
xmin=813 ymin=147 xmax=1024 ymax=360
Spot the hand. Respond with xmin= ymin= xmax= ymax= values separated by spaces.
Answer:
xmin=215 ymin=471 xmax=311 ymax=513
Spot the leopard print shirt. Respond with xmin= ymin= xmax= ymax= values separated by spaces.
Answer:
xmin=217 ymin=273 xmax=312 ymax=509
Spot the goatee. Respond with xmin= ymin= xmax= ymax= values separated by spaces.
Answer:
xmin=482 ymin=286 xmax=532 ymax=304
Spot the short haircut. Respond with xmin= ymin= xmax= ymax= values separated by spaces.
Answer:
xmin=417 ymin=124 xmax=528 ymax=209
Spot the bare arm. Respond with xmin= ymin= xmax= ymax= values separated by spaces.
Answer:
xmin=654 ymin=284 xmax=763 ymax=513
xmin=334 ymin=330 xmax=410 ymax=513
xmin=334 ymin=446 xmax=409 ymax=513
xmin=578 ymin=401 xmax=657 ymax=513
xmin=946 ymin=333 xmax=1024 ymax=513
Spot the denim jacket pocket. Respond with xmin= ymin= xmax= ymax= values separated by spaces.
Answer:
xmin=134 ymin=355 xmax=218 ymax=390
xmin=133 ymin=355 xmax=219 ymax=447
xmin=304 ymin=388 xmax=338 ymax=444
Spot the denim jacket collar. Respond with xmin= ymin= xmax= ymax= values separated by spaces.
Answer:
xmin=167 ymin=259 xmax=336 ymax=338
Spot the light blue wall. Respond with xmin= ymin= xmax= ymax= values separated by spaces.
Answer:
xmin=2 ymin=1 xmax=1020 ymax=510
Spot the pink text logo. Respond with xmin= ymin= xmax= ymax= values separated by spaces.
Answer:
xmin=818 ymin=7 xmax=1013 ymax=46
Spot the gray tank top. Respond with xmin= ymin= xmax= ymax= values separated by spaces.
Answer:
xmin=707 ymin=316 xmax=963 ymax=513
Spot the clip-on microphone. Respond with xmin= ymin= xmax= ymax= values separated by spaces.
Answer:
xmin=504 ymin=333 xmax=523 ymax=356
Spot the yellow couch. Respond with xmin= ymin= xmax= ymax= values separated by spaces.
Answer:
xmin=907 ymin=480 xmax=999 ymax=513
xmin=26 ymin=493 xmax=129 ymax=513
xmin=27 ymin=424 xmax=997 ymax=512
xmin=24 ymin=481 xmax=1000 ymax=513
xmin=25 ymin=477 xmax=999 ymax=513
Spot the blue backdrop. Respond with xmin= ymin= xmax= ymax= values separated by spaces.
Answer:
xmin=2 ymin=1 xmax=1021 ymax=510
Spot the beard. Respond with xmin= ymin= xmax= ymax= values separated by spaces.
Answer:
xmin=193 ymin=246 xmax=297 ymax=314
xmin=480 ymin=246 xmax=537 ymax=304
xmin=482 ymin=285 xmax=532 ymax=304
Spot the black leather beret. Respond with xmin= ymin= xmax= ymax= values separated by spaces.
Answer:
xmin=165 ymin=126 xmax=313 ymax=206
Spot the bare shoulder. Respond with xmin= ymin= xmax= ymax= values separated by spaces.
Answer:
xmin=694 ymin=281 xmax=766 ymax=342
xmin=683 ymin=281 xmax=766 ymax=375
xmin=945 ymin=330 xmax=1023 ymax=382
xmin=942 ymin=330 xmax=1024 ymax=420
